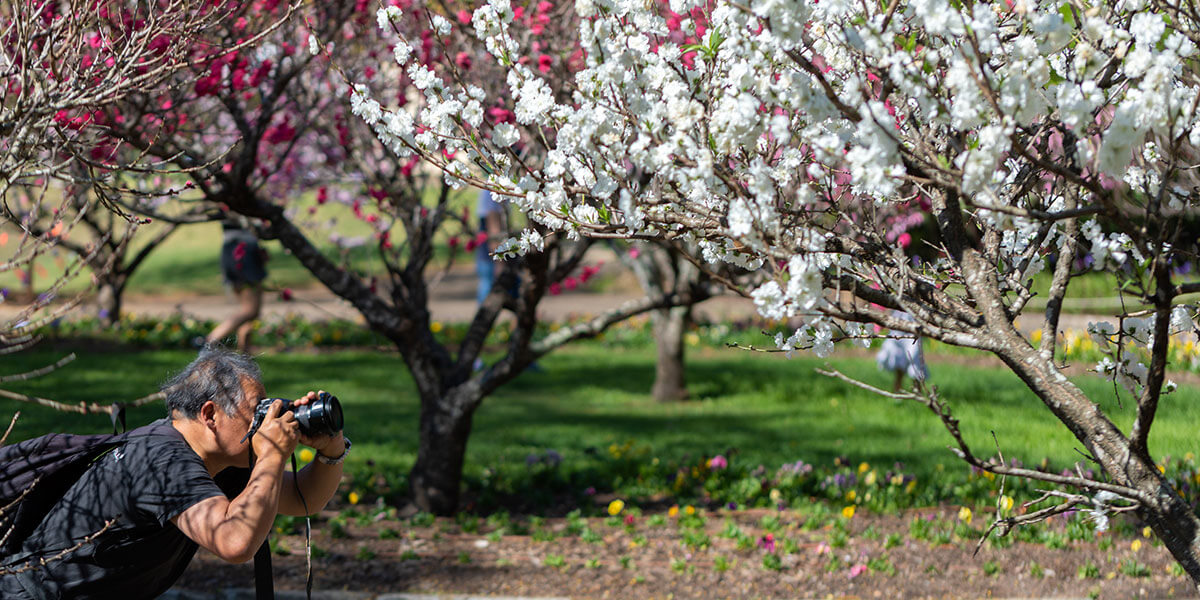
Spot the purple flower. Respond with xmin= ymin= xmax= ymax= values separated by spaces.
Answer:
xmin=584 ymin=486 xmax=596 ymax=496
xmin=726 ymin=502 xmax=738 ymax=510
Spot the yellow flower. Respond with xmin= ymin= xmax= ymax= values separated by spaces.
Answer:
xmin=1157 ymin=464 xmax=1166 ymax=474
xmin=298 ymin=448 xmax=315 ymax=463
xmin=1186 ymin=452 xmax=1195 ymax=463
xmin=999 ymin=495 xmax=1014 ymax=513
xmin=608 ymin=499 xmax=625 ymax=516
xmin=841 ymin=505 xmax=856 ymax=519
xmin=958 ymin=506 xmax=973 ymax=525
xmin=982 ymin=471 xmax=995 ymax=481
xmin=684 ymin=505 xmax=696 ymax=516
xmin=845 ymin=490 xmax=857 ymax=501
xmin=858 ymin=462 xmax=870 ymax=474
xmin=668 ymin=505 xmax=679 ymax=518
xmin=1030 ymin=329 xmax=1042 ymax=343
xmin=905 ymin=480 xmax=917 ymax=494
xmin=430 ymin=321 xmax=444 ymax=333
xmin=890 ymin=474 xmax=904 ymax=486
xmin=1143 ymin=526 xmax=1152 ymax=538
xmin=348 ymin=491 xmax=360 ymax=505
xmin=685 ymin=332 xmax=701 ymax=346
xmin=1131 ymin=539 xmax=1142 ymax=552
xmin=864 ymin=470 xmax=877 ymax=487
xmin=769 ymin=489 xmax=782 ymax=503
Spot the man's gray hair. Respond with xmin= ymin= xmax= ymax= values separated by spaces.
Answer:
xmin=163 ymin=346 xmax=262 ymax=419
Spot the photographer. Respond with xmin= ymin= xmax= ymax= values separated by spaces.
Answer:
xmin=0 ymin=347 xmax=348 ymax=599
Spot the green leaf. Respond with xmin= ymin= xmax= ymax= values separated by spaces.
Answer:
xmin=1058 ymin=3 xmax=1076 ymax=28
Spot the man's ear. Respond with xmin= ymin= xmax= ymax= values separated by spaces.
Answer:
xmin=199 ymin=401 xmax=218 ymax=430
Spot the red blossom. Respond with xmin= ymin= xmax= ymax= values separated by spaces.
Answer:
xmin=455 ymin=51 xmax=472 ymax=70
xmin=263 ymin=115 xmax=296 ymax=144
xmin=549 ymin=282 xmax=562 ymax=295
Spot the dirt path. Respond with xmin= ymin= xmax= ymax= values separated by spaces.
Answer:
xmin=3 ymin=269 xmax=1113 ymax=335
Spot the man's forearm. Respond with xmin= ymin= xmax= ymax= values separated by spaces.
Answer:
xmin=281 ymin=436 xmax=345 ymax=515
xmin=223 ymin=453 xmax=288 ymax=555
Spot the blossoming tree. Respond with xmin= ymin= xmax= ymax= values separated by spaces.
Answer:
xmin=109 ymin=0 xmax=709 ymax=513
xmin=1 ymin=0 xmax=292 ymax=406
xmin=345 ymin=0 xmax=1200 ymax=580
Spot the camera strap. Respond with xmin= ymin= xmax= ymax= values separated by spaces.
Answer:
xmin=247 ymin=447 xmax=274 ymax=600
xmin=291 ymin=452 xmax=313 ymax=600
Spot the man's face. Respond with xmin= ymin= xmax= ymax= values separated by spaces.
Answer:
xmin=214 ymin=377 xmax=265 ymax=461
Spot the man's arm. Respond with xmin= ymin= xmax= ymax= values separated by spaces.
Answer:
xmin=171 ymin=452 xmax=288 ymax=563
xmin=277 ymin=433 xmax=345 ymax=516
xmin=172 ymin=401 xmax=299 ymax=563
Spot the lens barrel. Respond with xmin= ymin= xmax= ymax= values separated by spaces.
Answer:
xmin=256 ymin=393 xmax=344 ymax=438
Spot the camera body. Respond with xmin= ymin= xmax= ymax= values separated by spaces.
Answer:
xmin=245 ymin=392 xmax=344 ymax=440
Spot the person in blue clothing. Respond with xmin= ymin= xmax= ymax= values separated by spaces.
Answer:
xmin=475 ymin=189 xmax=509 ymax=304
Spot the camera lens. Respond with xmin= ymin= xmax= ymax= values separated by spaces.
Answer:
xmin=308 ymin=394 xmax=343 ymax=436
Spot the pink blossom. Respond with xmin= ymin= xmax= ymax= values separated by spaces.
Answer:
xmin=848 ymin=564 xmax=867 ymax=578
xmin=758 ymin=533 xmax=775 ymax=553
xmin=709 ymin=455 xmax=728 ymax=470
xmin=897 ymin=232 xmax=912 ymax=249
xmin=456 ymin=9 xmax=472 ymax=23
xmin=549 ymin=282 xmax=562 ymax=295
xmin=279 ymin=288 xmax=294 ymax=301
xmin=537 ymin=54 xmax=552 ymax=73
xmin=563 ymin=277 xmax=578 ymax=290
xmin=628 ymin=247 xmax=641 ymax=259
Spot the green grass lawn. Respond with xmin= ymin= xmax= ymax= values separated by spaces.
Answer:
xmin=4 ymin=343 xmax=1197 ymax=512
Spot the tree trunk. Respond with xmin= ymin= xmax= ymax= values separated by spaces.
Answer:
xmin=996 ymin=337 xmax=1200 ymax=587
xmin=650 ymin=305 xmax=690 ymax=402
xmin=95 ymin=278 xmax=124 ymax=325
xmin=408 ymin=390 xmax=476 ymax=515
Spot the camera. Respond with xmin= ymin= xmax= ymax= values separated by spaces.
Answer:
xmin=242 ymin=392 xmax=344 ymax=442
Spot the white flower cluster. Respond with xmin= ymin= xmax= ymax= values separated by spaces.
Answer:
xmin=1089 ymin=308 xmax=1194 ymax=394
xmin=342 ymin=0 xmax=1200 ymax=362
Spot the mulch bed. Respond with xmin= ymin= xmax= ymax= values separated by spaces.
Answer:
xmin=175 ymin=506 xmax=1196 ymax=599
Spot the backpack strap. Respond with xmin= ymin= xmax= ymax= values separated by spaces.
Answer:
xmin=109 ymin=402 xmax=127 ymax=435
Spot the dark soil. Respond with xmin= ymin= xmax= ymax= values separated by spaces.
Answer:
xmin=175 ymin=506 xmax=1197 ymax=599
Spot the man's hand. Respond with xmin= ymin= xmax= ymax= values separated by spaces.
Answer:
xmin=250 ymin=399 xmax=300 ymax=460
